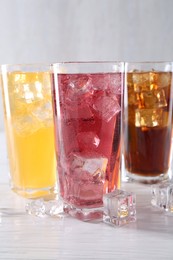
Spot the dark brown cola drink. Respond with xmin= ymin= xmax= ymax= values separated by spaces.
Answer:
xmin=124 ymin=70 xmax=172 ymax=182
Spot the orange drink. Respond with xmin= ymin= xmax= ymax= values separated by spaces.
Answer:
xmin=1 ymin=66 xmax=57 ymax=198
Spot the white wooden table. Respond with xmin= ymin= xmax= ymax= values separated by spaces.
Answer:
xmin=0 ymin=131 xmax=173 ymax=260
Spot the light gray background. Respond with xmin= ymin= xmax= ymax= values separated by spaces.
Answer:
xmin=0 ymin=0 xmax=173 ymax=130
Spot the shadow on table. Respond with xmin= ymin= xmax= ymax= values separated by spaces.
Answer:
xmin=124 ymin=192 xmax=173 ymax=235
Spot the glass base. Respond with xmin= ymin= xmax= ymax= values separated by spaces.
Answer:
xmin=126 ymin=170 xmax=169 ymax=184
xmin=11 ymin=185 xmax=57 ymax=199
xmin=63 ymin=203 xmax=103 ymax=222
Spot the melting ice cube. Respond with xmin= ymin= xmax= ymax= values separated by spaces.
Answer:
xmin=103 ymin=189 xmax=136 ymax=227
xmin=93 ymin=95 xmax=121 ymax=122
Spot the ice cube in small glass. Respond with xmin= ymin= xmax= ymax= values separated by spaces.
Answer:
xmin=103 ymin=190 xmax=136 ymax=227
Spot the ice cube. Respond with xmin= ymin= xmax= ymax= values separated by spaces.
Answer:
xmin=66 ymin=75 xmax=93 ymax=102
xmin=70 ymin=153 xmax=108 ymax=182
xmin=93 ymin=95 xmax=121 ymax=122
xmin=69 ymin=75 xmax=91 ymax=91
xmin=135 ymin=108 xmax=163 ymax=127
xmin=109 ymin=73 xmax=122 ymax=94
xmin=25 ymin=199 xmax=46 ymax=217
xmin=82 ymin=157 xmax=108 ymax=176
xmin=45 ymin=198 xmax=64 ymax=217
xmin=151 ymin=182 xmax=173 ymax=213
xmin=26 ymin=198 xmax=64 ymax=218
xmin=139 ymin=89 xmax=167 ymax=109
xmin=9 ymin=72 xmax=52 ymax=105
xmin=77 ymin=132 xmax=100 ymax=150
xmin=31 ymin=101 xmax=53 ymax=126
xmin=128 ymin=90 xmax=139 ymax=106
xmin=92 ymin=74 xmax=110 ymax=91
xmin=13 ymin=115 xmax=40 ymax=135
xmin=65 ymin=102 xmax=94 ymax=120
xmin=103 ymin=189 xmax=136 ymax=227
xmin=14 ymin=83 xmax=34 ymax=103
xmin=132 ymin=72 xmax=151 ymax=92
xmin=157 ymin=72 xmax=172 ymax=88
xmin=154 ymin=89 xmax=167 ymax=107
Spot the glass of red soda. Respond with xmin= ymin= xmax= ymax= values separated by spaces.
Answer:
xmin=52 ymin=62 xmax=123 ymax=221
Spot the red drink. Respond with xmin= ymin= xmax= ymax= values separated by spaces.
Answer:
xmin=52 ymin=64 xmax=123 ymax=220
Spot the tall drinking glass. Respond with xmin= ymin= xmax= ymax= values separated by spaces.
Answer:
xmin=123 ymin=62 xmax=173 ymax=183
xmin=1 ymin=64 xmax=57 ymax=198
xmin=52 ymin=62 xmax=123 ymax=221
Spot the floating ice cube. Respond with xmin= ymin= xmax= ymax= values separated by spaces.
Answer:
xmin=65 ymin=102 xmax=94 ymax=120
xmin=151 ymin=182 xmax=173 ymax=214
xmin=14 ymin=83 xmax=34 ymax=103
xmin=92 ymin=74 xmax=110 ymax=91
xmin=154 ymin=89 xmax=167 ymax=107
xmin=128 ymin=90 xmax=139 ymax=106
xmin=132 ymin=72 xmax=151 ymax=92
xmin=32 ymin=101 xmax=53 ymax=126
xmin=14 ymin=82 xmax=45 ymax=103
xmin=69 ymin=75 xmax=91 ymax=91
xmin=82 ymin=157 xmax=108 ymax=176
xmin=13 ymin=115 xmax=40 ymax=135
xmin=103 ymin=189 xmax=136 ymax=227
xmin=66 ymin=75 xmax=93 ymax=102
xmin=93 ymin=95 xmax=121 ymax=122
xmin=135 ymin=108 xmax=163 ymax=127
xmin=139 ymin=90 xmax=167 ymax=109
xmin=157 ymin=73 xmax=172 ymax=88
xmin=77 ymin=132 xmax=100 ymax=150
xmin=109 ymin=73 xmax=122 ymax=94
xmin=70 ymin=153 xmax=108 ymax=182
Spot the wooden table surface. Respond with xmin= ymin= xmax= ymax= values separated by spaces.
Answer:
xmin=0 ymin=131 xmax=173 ymax=260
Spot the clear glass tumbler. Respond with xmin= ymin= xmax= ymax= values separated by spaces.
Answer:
xmin=52 ymin=62 xmax=123 ymax=221
xmin=123 ymin=62 xmax=173 ymax=183
xmin=1 ymin=64 xmax=57 ymax=198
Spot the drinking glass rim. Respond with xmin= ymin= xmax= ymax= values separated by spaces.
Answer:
xmin=52 ymin=61 xmax=124 ymax=73
xmin=52 ymin=61 xmax=123 ymax=65
xmin=125 ymin=61 xmax=173 ymax=65
xmin=125 ymin=61 xmax=173 ymax=72
xmin=0 ymin=63 xmax=52 ymax=73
